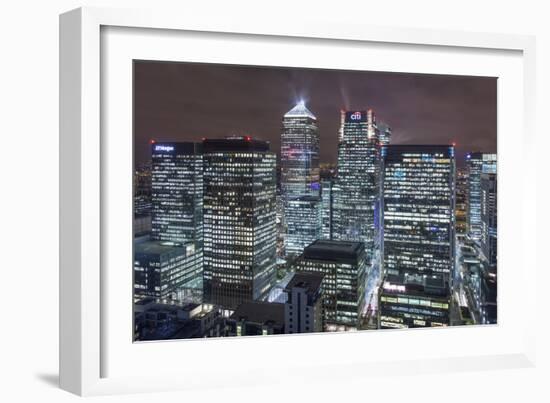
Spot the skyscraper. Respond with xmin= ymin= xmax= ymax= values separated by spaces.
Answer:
xmin=293 ymin=240 xmax=367 ymax=329
xmin=480 ymin=172 xmax=497 ymax=269
xmin=280 ymin=101 xmax=320 ymax=259
xmin=202 ymin=137 xmax=277 ymax=309
xmin=332 ymin=109 xmax=380 ymax=265
xmin=280 ymin=101 xmax=320 ymax=199
xmin=320 ymin=179 xmax=333 ymax=239
xmin=379 ymin=145 xmax=455 ymax=328
xmin=382 ymin=145 xmax=456 ymax=276
xmin=378 ymin=121 xmax=392 ymax=146
xmin=467 ymin=152 xmax=497 ymax=242
xmin=151 ymin=142 xmax=203 ymax=245
xmin=285 ymin=195 xmax=322 ymax=257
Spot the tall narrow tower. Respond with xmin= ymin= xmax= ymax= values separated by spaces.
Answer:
xmin=332 ymin=109 xmax=380 ymax=265
xmin=281 ymin=101 xmax=321 ymax=257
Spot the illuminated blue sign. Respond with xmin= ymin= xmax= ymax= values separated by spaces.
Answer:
xmin=154 ymin=145 xmax=174 ymax=152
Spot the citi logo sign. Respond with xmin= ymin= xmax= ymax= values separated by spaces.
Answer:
xmin=155 ymin=145 xmax=174 ymax=152
xmin=350 ymin=112 xmax=362 ymax=120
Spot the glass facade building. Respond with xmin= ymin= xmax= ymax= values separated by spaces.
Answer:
xmin=151 ymin=142 xmax=203 ymax=245
xmin=378 ymin=273 xmax=451 ymax=329
xmin=382 ymin=145 xmax=456 ymax=277
xmin=134 ymin=240 xmax=202 ymax=302
xmin=285 ymin=195 xmax=322 ymax=257
xmin=293 ymin=240 xmax=367 ymax=329
xmin=378 ymin=121 xmax=392 ymax=146
xmin=379 ymin=145 xmax=455 ymax=328
xmin=280 ymin=102 xmax=320 ymax=258
xmin=202 ymin=137 xmax=277 ymax=310
xmin=333 ymin=110 xmax=380 ymax=265
xmin=480 ymin=172 xmax=497 ymax=269
xmin=280 ymin=101 xmax=320 ymax=199
xmin=320 ymin=179 xmax=333 ymax=239
xmin=467 ymin=152 xmax=497 ymax=242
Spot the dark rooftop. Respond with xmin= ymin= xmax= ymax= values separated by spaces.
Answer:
xmin=203 ymin=137 xmax=271 ymax=153
xmin=134 ymin=240 xmax=191 ymax=258
xmin=382 ymin=144 xmax=455 ymax=160
xmin=230 ymin=301 xmax=284 ymax=325
xmin=302 ymin=240 xmax=364 ymax=263
xmin=285 ymin=272 xmax=324 ymax=295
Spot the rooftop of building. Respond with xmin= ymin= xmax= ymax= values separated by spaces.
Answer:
xmin=302 ymin=239 xmax=364 ymax=263
xmin=382 ymin=272 xmax=450 ymax=298
xmin=151 ymin=141 xmax=203 ymax=155
xmin=285 ymin=272 xmax=324 ymax=296
xmin=284 ymin=101 xmax=317 ymax=120
xmin=202 ymin=136 xmax=271 ymax=153
xmin=134 ymin=240 xmax=195 ymax=258
xmin=382 ymin=144 xmax=455 ymax=159
xmin=229 ymin=301 xmax=285 ymax=326
xmin=288 ymin=195 xmax=321 ymax=203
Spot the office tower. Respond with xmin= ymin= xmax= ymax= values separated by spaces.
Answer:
xmin=382 ymin=145 xmax=456 ymax=276
xmin=455 ymin=168 xmax=469 ymax=235
xmin=332 ymin=110 xmax=380 ymax=265
xmin=134 ymin=241 xmax=202 ymax=302
xmin=284 ymin=272 xmax=324 ymax=333
xmin=280 ymin=101 xmax=320 ymax=199
xmin=480 ymin=172 xmax=497 ymax=269
xmin=151 ymin=142 xmax=203 ymax=245
xmin=320 ymin=179 xmax=333 ymax=239
xmin=293 ymin=240 xmax=367 ymax=329
xmin=285 ymin=195 xmax=322 ymax=257
xmin=378 ymin=121 xmax=392 ymax=146
xmin=380 ymin=145 xmax=456 ymax=328
xmin=202 ymin=137 xmax=277 ymax=310
xmin=378 ymin=273 xmax=450 ymax=328
xmin=467 ymin=152 xmax=497 ymax=242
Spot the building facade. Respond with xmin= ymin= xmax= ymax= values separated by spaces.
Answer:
xmin=332 ymin=110 xmax=380 ymax=265
xmin=284 ymin=272 xmax=324 ymax=333
xmin=134 ymin=240 xmax=202 ymax=302
xmin=202 ymin=137 xmax=277 ymax=309
xmin=378 ymin=273 xmax=451 ymax=329
xmin=151 ymin=142 xmax=203 ymax=245
xmin=285 ymin=195 xmax=322 ymax=257
xmin=480 ymin=172 xmax=497 ymax=269
xmin=382 ymin=145 xmax=456 ymax=277
xmin=320 ymin=179 xmax=333 ymax=239
xmin=455 ymin=167 xmax=469 ymax=236
xmin=280 ymin=101 xmax=320 ymax=199
xmin=293 ymin=240 xmax=367 ymax=329
xmin=467 ymin=152 xmax=497 ymax=242
xmin=380 ymin=145 xmax=455 ymax=328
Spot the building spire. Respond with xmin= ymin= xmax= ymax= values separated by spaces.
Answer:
xmin=284 ymin=101 xmax=317 ymax=120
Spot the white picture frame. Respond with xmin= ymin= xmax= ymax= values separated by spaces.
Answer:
xmin=59 ymin=6 xmax=537 ymax=396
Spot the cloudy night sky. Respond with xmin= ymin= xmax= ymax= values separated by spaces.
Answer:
xmin=134 ymin=61 xmax=496 ymax=166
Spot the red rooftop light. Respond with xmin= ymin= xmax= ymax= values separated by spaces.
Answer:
xmin=149 ymin=139 xmax=156 ymax=144
xmin=245 ymin=136 xmax=251 ymax=141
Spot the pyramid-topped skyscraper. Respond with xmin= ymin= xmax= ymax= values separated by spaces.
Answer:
xmin=280 ymin=101 xmax=321 ymax=257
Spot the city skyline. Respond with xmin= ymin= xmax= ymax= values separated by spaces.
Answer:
xmin=133 ymin=61 xmax=498 ymax=340
xmin=134 ymin=61 xmax=497 ymax=166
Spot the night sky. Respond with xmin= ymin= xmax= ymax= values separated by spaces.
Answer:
xmin=134 ymin=61 xmax=496 ymax=167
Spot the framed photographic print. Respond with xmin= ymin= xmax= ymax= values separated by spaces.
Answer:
xmin=60 ymin=6 xmax=537 ymax=396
